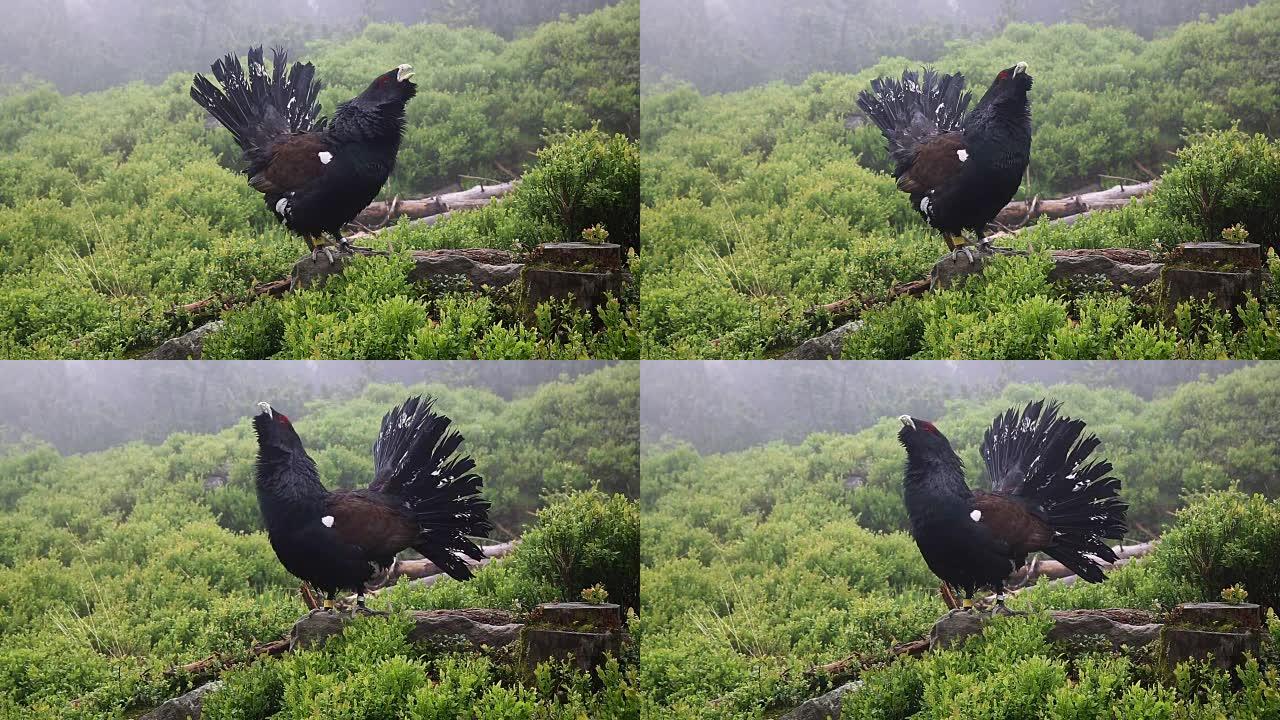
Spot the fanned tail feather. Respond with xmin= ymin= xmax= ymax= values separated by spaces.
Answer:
xmin=190 ymin=47 xmax=325 ymax=164
xmin=856 ymin=67 xmax=971 ymax=175
xmin=981 ymin=400 xmax=1128 ymax=583
xmin=371 ymin=396 xmax=492 ymax=581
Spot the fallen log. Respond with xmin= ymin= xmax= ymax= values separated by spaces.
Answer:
xmin=994 ymin=181 xmax=1155 ymax=229
xmin=804 ymin=278 xmax=929 ymax=322
xmin=387 ymin=541 xmax=518 ymax=582
xmin=1009 ymin=542 xmax=1154 ymax=587
xmin=807 ymin=638 xmax=930 ymax=684
xmin=164 ymin=637 xmax=290 ymax=679
xmin=350 ymin=181 xmax=517 ymax=230
xmin=172 ymin=278 xmax=290 ymax=317
xmin=354 ymin=540 xmax=519 ymax=601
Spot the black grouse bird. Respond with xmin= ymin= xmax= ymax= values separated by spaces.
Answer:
xmin=252 ymin=396 xmax=491 ymax=612
xmin=191 ymin=47 xmax=416 ymax=261
xmin=857 ymin=63 xmax=1033 ymax=260
xmin=897 ymin=401 xmax=1127 ymax=612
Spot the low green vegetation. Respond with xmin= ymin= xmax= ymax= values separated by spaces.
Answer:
xmin=641 ymin=0 xmax=1280 ymax=358
xmin=641 ymin=365 xmax=1280 ymax=718
xmin=0 ymin=366 xmax=639 ymax=717
xmin=0 ymin=3 xmax=639 ymax=359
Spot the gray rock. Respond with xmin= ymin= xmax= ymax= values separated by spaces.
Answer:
xmin=291 ymin=247 xmax=523 ymax=292
xmin=929 ymin=609 xmax=1162 ymax=651
xmin=144 ymin=321 xmax=224 ymax=360
xmin=290 ymin=249 xmax=355 ymax=291
xmin=407 ymin=609 xmax=522 ymax=650
xmin=782 ymin=320 xmax=863 ymax=359
xmin=408 ymin=249 xmax=523 ymax=290
xmin=289 ymin=609 xmax=351 ymax=651
xmin=928 ymin=244 xmax=1024 ymax=291
xmin=779 ymin=681 xmax=864 ymax=720
xmin=141 ymin=681 xmax=222 ymax=720
xmin=1048 ymin=250 xmax=1163 ymax=290
xmin=929 ymin=608 xmax=990 ymax=649
xmin=931 ymin=246 xmax=1165 ymax=293
xmin=289 ymin=608 xmax=523 ymax=653
xmin=1046 ymin=613 xmax=1161 ymax=650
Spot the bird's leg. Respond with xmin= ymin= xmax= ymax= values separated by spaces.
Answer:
xmin=991 ymin=583 xmax=1015 ymax=616
xmin=961 ymin=589 xmax=975 ymax=613
xmin=942 ymin=233 xmax=975 ymax=263
xmin=323 ymin=592 xmax=336 ymax=613
xmin=336 ymin=235 xmax=372 ymax=254
xmin=352 ymin=592 xmax=388 ymax=617
xmin=307 ymin=236 xmax=337 ymax=263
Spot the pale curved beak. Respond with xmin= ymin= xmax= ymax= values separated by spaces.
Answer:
xmin=256 ymin=401 xmax=273 ymax=418
xmin=396 ymin=64 xmax=415 ymax=82
xmin=1013 ymin=61 xmax=1028 ymax=76
xmin=898 ymin=415 xmax=915 ymax=429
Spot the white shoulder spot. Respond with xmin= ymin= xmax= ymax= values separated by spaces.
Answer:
xmin=957 ymin=149 xmax=969 ymax=162
xmin=318 ymin=151 xmax=333 ymax=165
xmin=920 ymin=196 xmax=931 ymax=216
xmin=970 ymin=509 xmax=982 ymax=522
xmin=321 ymin=515 xmax=335 ymax=528
xmin=274 ymin=198 xmax=288 ymax=216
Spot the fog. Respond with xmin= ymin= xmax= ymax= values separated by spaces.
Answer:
xmin=641 ymin=0 xmax=1255 ymax=93
xmin=641 ymin=360 xmax=1250 ymax=453
xmin=0 ymin=360 xmax=614 ymax=453
xmin=0 ymin=0 xmax=614 ymax=93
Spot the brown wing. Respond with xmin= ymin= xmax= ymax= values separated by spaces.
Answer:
xmin=325 ymin=491 xmax=417 ymax=559
xmin=973 ymin=491 xmax=1053 ymax=558
xmin=897 ymin=132 xmax=967 ymax=194
xmin=249 ymin=133 xmax=332 ymax=195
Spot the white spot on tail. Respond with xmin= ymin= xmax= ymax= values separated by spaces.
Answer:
xmin=957 ymin=149 xmax=969 ymax=162
xmin=321 ymin=515 xmax=334 ymax=527
xmin=318 ymin=151 xmax=333 ymax=164
xmin=970 ymin=509 xmax=982 ymax=522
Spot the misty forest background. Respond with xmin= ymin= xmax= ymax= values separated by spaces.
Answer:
xmin=641 ymin=361 xmax=1280 ymax=718
xmin=640 ymin=0 xmax=1280 ymax=359
xmin=0 ymin=0 xmax=640 ymax=360
xmin=0 ymin=362 xmax=640 ymax=718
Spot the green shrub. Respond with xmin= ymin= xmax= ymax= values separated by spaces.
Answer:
xmin=516 ymin=127 xmax=640 ymax=252
xmin=514 ymin=486 xmax=640 ymax=611
xmin=1153 ymin=128 xmax=1280 ymax=252
xmin=1153 ymin=488 xmax=1280 ymax=615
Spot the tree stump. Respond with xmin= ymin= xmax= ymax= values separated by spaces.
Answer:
xmin=518 ymin=602 xmax=625 ymax=679
xmin=1157 ymin=602 xmax=1264 ymax=683
xmin=535 ymin=242 xmax=623 ymax=271
xmin=1160 ymin=242 xmax=1264 ymax=323
xmin=521 ymin=268 xmax=625 ymax=322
